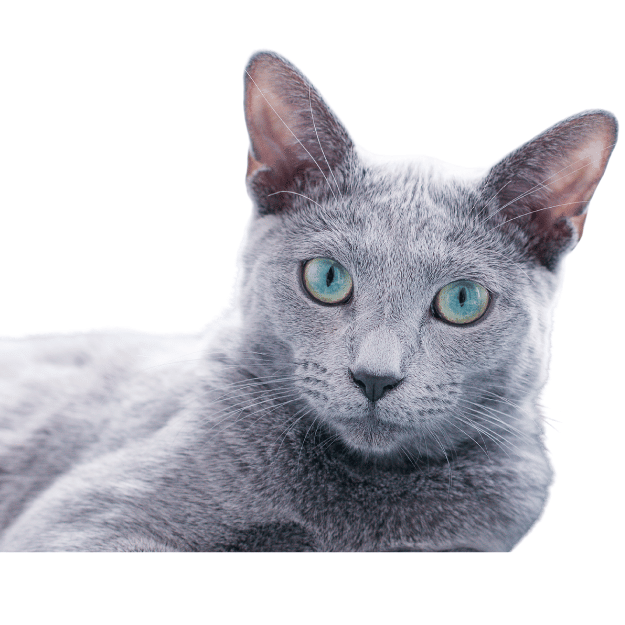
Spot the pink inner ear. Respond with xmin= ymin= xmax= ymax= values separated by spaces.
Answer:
xmin=247 ymin=151 xmax=264 ymax=178
xmin=243 ymin=52 xmax=354 ymax=214
xmin=490 ymin=111 xmax=616 ymax=268
xmin=248 ymin=85 xmax=297 ymax=166
xmin=535 ymin=131 xmax=615 ymax=240
xmin=245 ymin=63 xmax=311 ymax=178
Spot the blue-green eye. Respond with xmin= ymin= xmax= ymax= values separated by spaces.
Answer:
xmin=303 ymin=258 xmax=353 ymax=304
xmin=433 ymin=280 xmax=490 ymax=325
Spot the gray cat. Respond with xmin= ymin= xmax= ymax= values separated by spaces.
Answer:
xmin=0 ymin=51 xmax=617 ymax=551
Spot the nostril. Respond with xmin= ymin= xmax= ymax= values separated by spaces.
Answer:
xmin=383 ymin=380 xmax=400 ymax=393
xmin=349 ymin=368 xmax=403 ymax=403
xmin=351 ymin=374 xmax=367 ymax=393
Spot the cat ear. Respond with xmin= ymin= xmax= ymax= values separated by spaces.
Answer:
xmin=244 ymin=51 xmax=353 ymax=214
xmin=485 ymin=110 xmax=617 ymax=270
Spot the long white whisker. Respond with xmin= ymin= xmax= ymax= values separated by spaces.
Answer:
xmin=274 ymin=406 xmax=312 ymax=454
xmin=309 ymin=85 xmax=343 ymax=199
xmin=201 ymin=382 xmax=299 ymax=416
xmin=446 ymin=419 xmax=490 ymax=459
xmin=204 ymin=388 xmax=297 ymax=432
xmin=246 ymin=71 xmax=338 ymax=202
xmin=453 ymin=415 xmax=513 ymax=458
xmin=266 ymin=191 xmax=324 ymax=208
xmin=487 ymin=201 xmax=587 ymax=232
xmin=296 ymin=412 xmax=317 ymax=474
xmin=458 ymin=398 xmax=530 ymax=439
xmin=427 ymin=426 xmax=452 ymax=493
xmin=206 ymin=374 xmax=300 ymax=399
xmin=459 ymin=385 xmax=534 ymax=421
xmin=484 ymin=141 xmax=616 ymax=222
xmin=458 ymin=403 xmax=525 ymax=442
xmin=209 ymin=395 xmax=303 ymax=438
xmin=398 ymin=444 xmax=419 ymax=470
xmin=311 ymin=431 xmax=341 ymax=454
xmin=476 ymin=179 xmax=512 ymax=220
xmin=455 ymin=411 xmax=520 ymax=453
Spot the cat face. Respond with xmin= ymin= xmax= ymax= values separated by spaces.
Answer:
xmin=238 ymin=52 xmax=617 ymax=457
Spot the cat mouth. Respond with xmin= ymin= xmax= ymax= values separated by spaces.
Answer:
xmin=333 ymin=411 xmax=409 ymax=452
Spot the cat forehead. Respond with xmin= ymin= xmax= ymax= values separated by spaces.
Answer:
xmin=286 ymin=152 xmax=488 ymax=243
xmin=355 ymin=151 xmax=483 ymax=208
xmin=271 ymin=157 xmax=515 ymax=288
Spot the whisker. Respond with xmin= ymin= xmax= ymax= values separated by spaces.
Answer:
xmin=454 ymin=412 xmax=519 ymax=454
xmin=398 ymin=444 xmax=419 ymax=470
xmin=487 ymin=201 xmax=587 ymax=232
xmin=311 ymin=431 xmax=342 ymax=454
xmin=266 ymin=191 xmax=324 ymax=208
xmin=458 ymin=403 xmax=526 ymax=442
xmin=199 ymin=386 xmax=298 ymax=422
xmin=203 ymin=388 xmax=297 ymax=432
xmin=445 ymin=419 xmax=490 ymax=459
xmin=458 ymin=386 xmax=533 ymax=421
xmin=297 ymin=414 xmax=318 ymax=474
xmin=205 ymin=374 xmax=301 ymax=399
xmin=420 ymin=426 xmax=432 ymax=473
xmin=246 ymin=71 xmax=339 ymax=202
xmin=453 ymin=415 xmax=513 ymax=458
xmin=274 ymin=406 xmax=312 ymax=455
xmin=476 ymin=179 xmax=512 ymax=220
xmin=202 ymin=391 xmax=295 ymax=434
xmin=457 ymin=398 xmax=531 ymax=440
xmin=483 ymin=141 xmax=616 ymax=223
xmin=208 ymin=395 xmax=303 ymax=439
xmin=427 ymin=425 xmax=452 ymax=493
xmin=309 ymin=85 xmax=343 ymax=199
xmin=470 ymin=169 xmax=493 ymax=213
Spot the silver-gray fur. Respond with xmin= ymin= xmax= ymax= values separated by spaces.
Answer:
xmin=0 ymin=52 xmax=617 ymax=551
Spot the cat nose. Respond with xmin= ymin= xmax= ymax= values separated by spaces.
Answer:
xmin=350 ymin=368 xmax=403 ymax=403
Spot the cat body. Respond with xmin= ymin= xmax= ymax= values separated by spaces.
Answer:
xmin=0 ymin=327 xmax=549 ymax=551
xmin=0 ymin=52 xmax=616 ymax=551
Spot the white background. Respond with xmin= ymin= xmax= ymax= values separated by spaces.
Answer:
xmin=1 ymin=0 xmax=623 ymax=621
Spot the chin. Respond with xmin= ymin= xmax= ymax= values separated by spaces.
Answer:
xmin=332 ymin=415 xmax=410 ymax=456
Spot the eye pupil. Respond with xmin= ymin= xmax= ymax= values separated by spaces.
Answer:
xmin=458 ymin=287 xmax=467 ymax=306
xmin=326 ymin=266 xmax=335 ymax=287
xmin=303 ymin=258 xmax=353 ymax=305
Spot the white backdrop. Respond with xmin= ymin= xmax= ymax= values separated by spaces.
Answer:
xmin=1 ymin=0 xmax=623 ymax=620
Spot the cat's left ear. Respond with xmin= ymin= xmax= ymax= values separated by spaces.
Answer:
xmin=485 ymin=110 xmax=617 ymax=270
xmin=244 ymin=51 xmax=354 ymax=214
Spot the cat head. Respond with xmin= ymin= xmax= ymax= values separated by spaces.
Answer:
xmin=237 ymin=51 xmax=617 ymax=457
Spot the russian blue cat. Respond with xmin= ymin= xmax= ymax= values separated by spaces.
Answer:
xmin=0 ymin=52 xmax=617 ymax=551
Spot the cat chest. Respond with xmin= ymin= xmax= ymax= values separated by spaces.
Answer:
xmin=285 ymin=457 xmax=531 ymax=551
xmin=292 ymin=469 xmax=442 ymax=550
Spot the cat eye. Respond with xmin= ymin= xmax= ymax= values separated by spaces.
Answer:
xmin=302 ymin=258 xmax=353 ymax=305
xmin=433 ymin=280 xmax=490 ymax=325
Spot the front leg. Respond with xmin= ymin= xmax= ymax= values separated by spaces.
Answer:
xmin=0 ymin=452 xmax=232 ymax=551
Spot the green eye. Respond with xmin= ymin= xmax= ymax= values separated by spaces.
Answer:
xmin=433 ymin=280 xmax=490 ymax=325
xmin=303 ymin=258 xmax=353 ymax=304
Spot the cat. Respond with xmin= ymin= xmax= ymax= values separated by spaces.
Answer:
xmin=0 ymin=51 xmax=617 ymax=551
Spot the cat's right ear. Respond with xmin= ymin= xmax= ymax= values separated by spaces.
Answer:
xmin=244 ymin=52 xmax=353 ymax=214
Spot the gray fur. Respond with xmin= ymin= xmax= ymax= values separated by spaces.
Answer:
xmin=0 ymin=52 xmax=617 ymax=551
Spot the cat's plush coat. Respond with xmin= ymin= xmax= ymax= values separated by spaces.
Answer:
xmin=0 ymin=52 xmax=617 ymax=551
